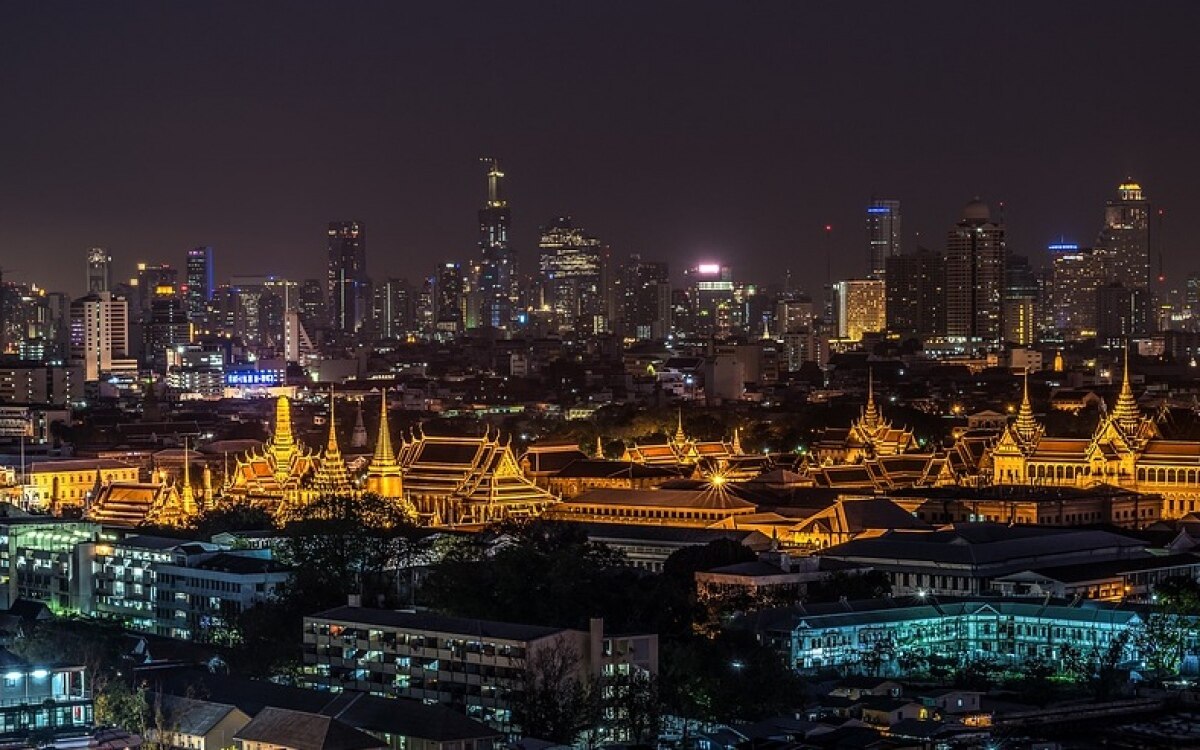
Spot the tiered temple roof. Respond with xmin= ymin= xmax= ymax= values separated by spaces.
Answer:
xmin=87 ymin=481 xmax=189 ymax=527
xmin=222 ymin=397 xmax=318 ymax=508
xmin=310 ymin=391 xmax=353 ymax=498
xmin=813 ymin=372 xmax=917 ymax=464
xmin=397 ymin=426 xmax=556 ymax=525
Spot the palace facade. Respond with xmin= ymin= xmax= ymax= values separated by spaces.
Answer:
xmin=991 ymin=357 xmax=1200 ymax=519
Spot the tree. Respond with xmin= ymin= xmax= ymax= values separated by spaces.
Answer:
xmin=606 ymin=671 xmax=662 ymax=745
xmin=512 ymin=635 xmax=598 ymax=744
xmin=1137 ymin=576 xmax=1200 ymax=675
xmin=282 ymin=492 xmax=422 ymax=607
xmin=806 ymin=570 xmax=892 ymax=603
xmin=189 ymin=501 xmax=276 ymax=540
xmin=94 ymin=681 xmax=148 ymax=733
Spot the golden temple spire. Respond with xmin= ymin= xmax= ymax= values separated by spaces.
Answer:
xmin=861 ymin=368 xmax=881 ymax=430
xmin=732 ymin=425 xmax=743 ymax=455
xmin=595 ymin=434 xmax=604 ymax=458
xmin=1013 ymin=368 xmax=1040 ymax=443
xmin=366 ymin=388 xmax=403 ymax=497
xmin=674 ymin=408 xmax=687 ymax=445
xmin=371 ymin=389 xmax=398 ymax=469
xmin=272 ymin=396 xmax=295 ymax=451
xmin=180 ymin=439 xmax=196 ymax=516
xmin=1112 ymin=346 xmax=1142 ymax=427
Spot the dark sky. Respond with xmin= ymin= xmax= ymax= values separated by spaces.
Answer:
xmin=3 ymin=2 xmax=1199 ymax=297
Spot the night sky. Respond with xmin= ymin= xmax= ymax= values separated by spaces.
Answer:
xmin=3 ymin=2 xmax=1199 ymax=297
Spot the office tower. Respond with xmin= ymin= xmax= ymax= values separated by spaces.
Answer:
xmin=866 ymin=199 xmax=902 ymax=281
xmin=682 ymin=263 xmax=734 ymax=338
xmin=1097 ymin=180 xmax=1150 ymax=290
xmin=831 ymin=279 xmax=885 ymax=341
xmin=373 ymin=278 xmax=412 ymax=340
xmin=300 ymin=279 xmax=326 ymax=328
xmin=477 ymin=159 xmax=516 ymax=329
xmin=885 ymin=247 xmax=946 ymax=338
xmin=204 ymin=285 xmax=238 ymax=338
xmin=945 ymin=198 xmax=1006 ymax=349
xmin=143 ymin=285 xmax=190 ymax=373
xmin=86 ymin=248 xmax=112 ymax=294
xmin=1050 ymin=243 xmax=1103 ymax=341
xmin=1096 ymin=284 xmax=1152 ymax=348
xmin=185 ymin=246 xmax=214 ymax=322
xmin=1003 ymin=254 xmax=1040 ymax=346
xmin=69 ymin=292 xmax=131 ymax=381
xmin=327 ymin=221 xmax=368 ymax=335
xmin=435 ymin=263 xmax=466 ymax=335
xmin=134 ymin=263 xmax=178 ymax=315
xmin=538 ymin=217 xmax=608 ymax=334
xmin=776 ymin=296 xmax=815 ymax=334
xmin=415 ymin=276 xmax=436 ymax=336
xmin=621 ymin=256 xmax=671 ymax=340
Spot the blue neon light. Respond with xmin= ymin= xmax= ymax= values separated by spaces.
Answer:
xmin=866 ymin=207 xmax=890 ymax=214
xmin=1047 ymin=243 xmax=1079 ymax=252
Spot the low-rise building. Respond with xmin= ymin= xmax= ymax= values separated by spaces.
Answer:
xmin=302 ymin=606 xmax=657 ymax=734
xmin=0 ymin=648 xmax=93 ymax=744
xmin=819 ymin=523 xmax=1148 ymax=597
xmin=0 ymin=515 xmax=98 ymax=611
xmin=751 ymin=596 xmax=1143 ymax=674
xmin=25 ymin=458 xmax=139 ymax=512
xmin=81 ymin=535 xmax=290 ymax=640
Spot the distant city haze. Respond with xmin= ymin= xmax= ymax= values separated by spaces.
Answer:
xmin=1 ymin=2 xmax=1198 ymax=294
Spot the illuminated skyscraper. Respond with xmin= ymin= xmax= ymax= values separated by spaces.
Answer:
xmin=372 ymin=278 xmax=412 ymax=340
xmin=885 ymin=247 xmax=945 ymax=337
xmin=327 ymin=221 xmax=368 ymax=335
xmin=1049 ymin=243 xmax=1103 ymax=341
xmin=477 ymin=159 xmax=516 ymax=329
xmin=436 ymin=262 xmax=466 ymax=335
xmin=866 ymin=199 xmax=901 ymax=281
xmin=831 ymin=279 xmax=885 ymax=341
xmin=1097 ymin=180 xmax=1150 ymax=290
xmin=682 ymin=264 xmax=734 ymax=338
xmin=620 ymin=256 xmax=671 ymax=340
xmin=945 ymin=198 xmax=1006 ymax=349
xmin=185 ymin=246 xmax=214 ymax=322
xmin=86 ymin=248 xmax=112 ymax=294
xmin=69 ymin=292 xmax=132 ymax=381
xmin=538 ymin=217 xmax=608 ymax=334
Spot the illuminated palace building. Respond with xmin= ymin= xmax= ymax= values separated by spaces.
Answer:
xmin=990 ymin=356 xmax=1200 ymax=518
xmin=222 ymin=394 xmax=548 ymax=525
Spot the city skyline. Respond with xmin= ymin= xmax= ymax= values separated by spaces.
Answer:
xmin=2 ymin=2 xmax=1198 ymax=295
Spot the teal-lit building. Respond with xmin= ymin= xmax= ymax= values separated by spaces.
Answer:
xmin=754 ymin=597 xmax=1143 ymax=674
xmin=0 ymin=649 xmax=92 ymax=742
xmin=0 ymin=518 xmax=99 ymax=612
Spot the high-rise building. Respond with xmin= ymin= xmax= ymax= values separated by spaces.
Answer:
xmin=1096 ymin=284 xmax=1153 ymax=348
xmin=299 ymin=279 xmax=326 ymax=329
xmin=143 ymin=285 xmax=190 ymax=373
xmin=435 ymin=263 xmax=466 ymax=335
xmin=831 ymin=279 xmax=885 ymax=341
xmin=776 ymin=296 xmax=816 ymax=335
xmin=866 ymin=199 xmax=902 ymax=281
xmin=86 ymin=248 xmax=112 ymax=294
xmin=372 ymin=278 xmax=412 ymax=340
xmin=1097 ymin=181 xmax=1150 ymax=290
xmin=69 ymin=291 xmax=133 ymax=381
xmin=134 ymin=263 xmax=178 ymax=315
xmin=185 ymin=246 xmax=214 ymax=322
xmin=1003 ymin=254 xmax=1040 ymax=346
xmin=620 ymin=256 xmax=671 ymax=340
xmin=945 ymin=199 xmax=1006 ymax=349
xmin=538 ymin=217 xmax=608 ymax=334
xmin=885 ymin=247 xmax=946 ymax=338
xmin=477 ymin=160 xmax=516 ymax=329
xmin=1050 ymin=243 xmax=1103 ymax=341
xmin=682 ymin=263 xmax=734 ymax=338
xmin=327 ymin=221 xmax=368 ymax=336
